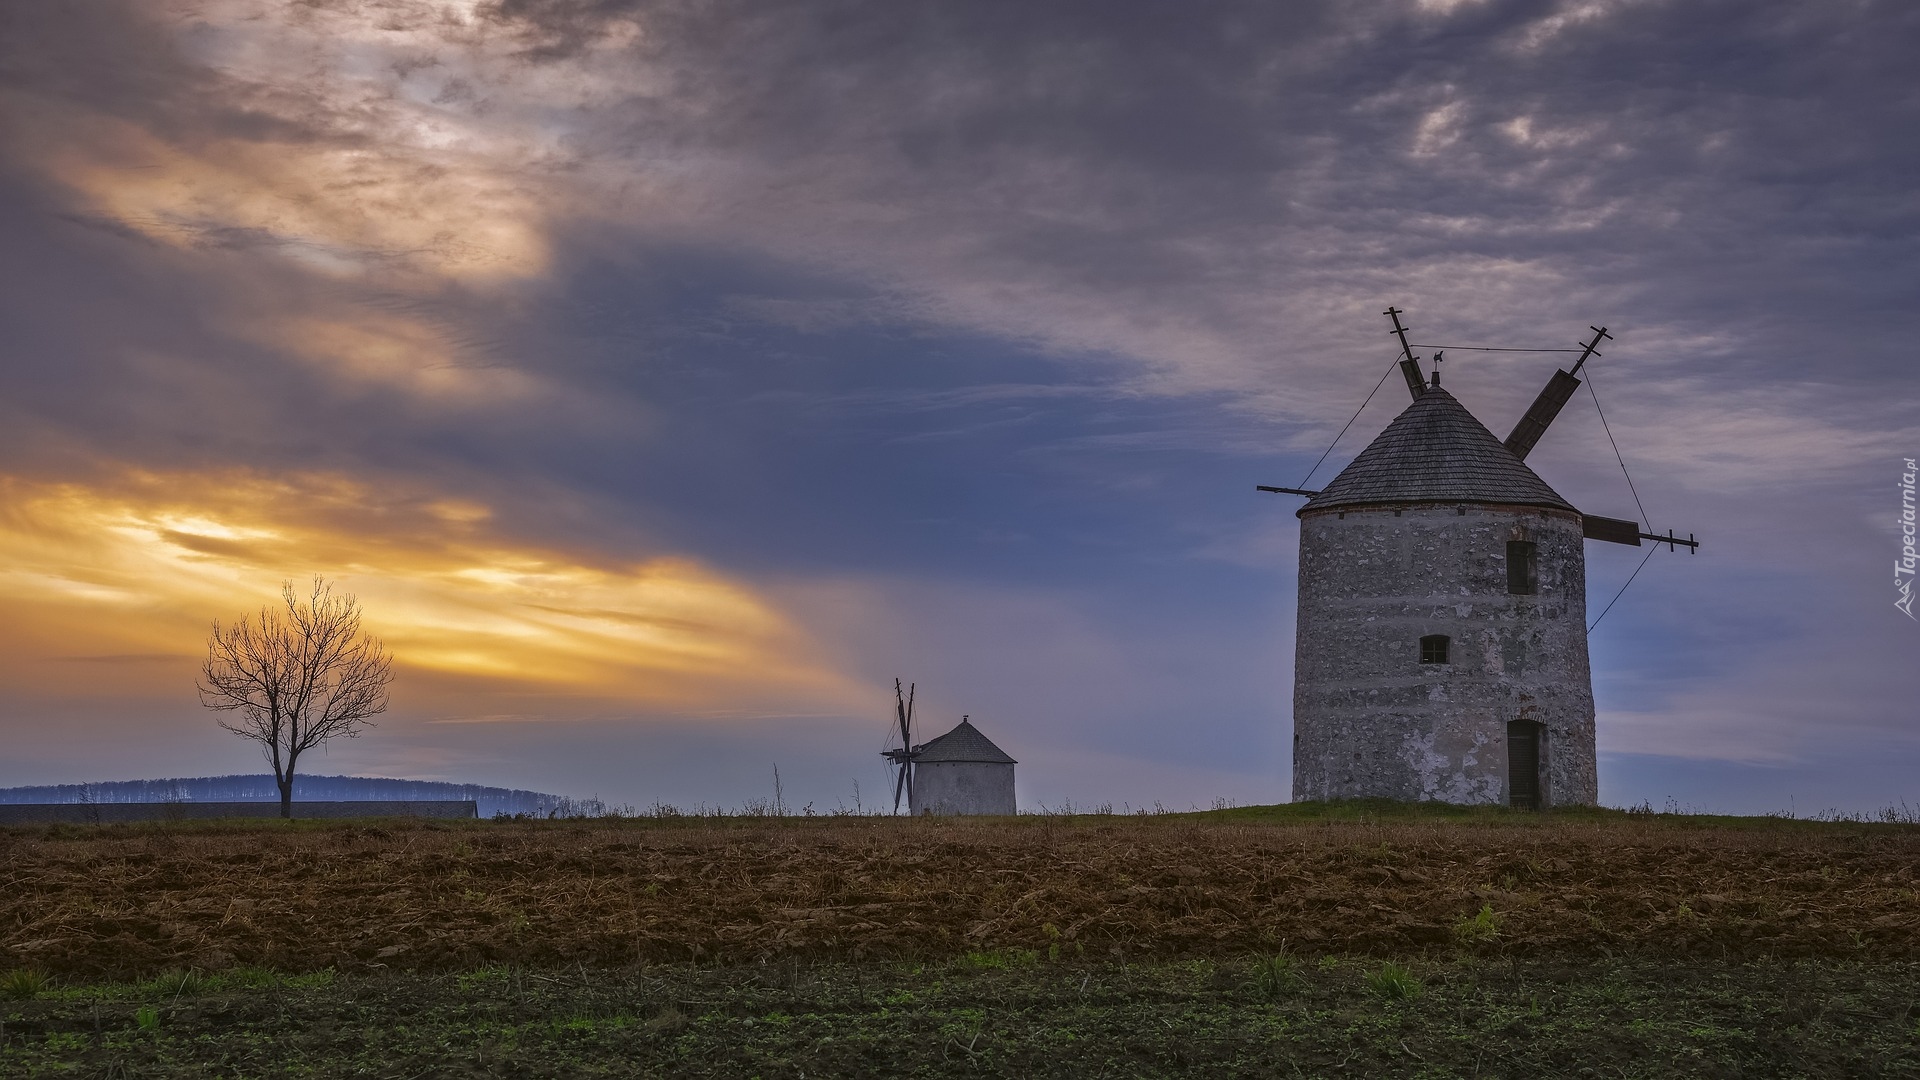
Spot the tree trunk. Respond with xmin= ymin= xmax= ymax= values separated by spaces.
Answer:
xmin=278 ymin=775 xmax=293 ymax=820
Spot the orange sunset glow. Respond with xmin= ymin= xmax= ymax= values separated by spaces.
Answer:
xmin=0 ymin=471 xmax=866 ymax=720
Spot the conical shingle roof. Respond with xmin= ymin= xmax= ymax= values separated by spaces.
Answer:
xmin=1300 ymin=385 xmax=1575 ymax=514
xmin=913 ymin=719 xmax=1016 ymax=764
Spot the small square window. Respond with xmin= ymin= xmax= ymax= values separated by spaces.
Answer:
xmin=1419 ymin=634 xmax=1450 ymax=664
xmin=1507 ymin=540 xmax=1538 ymax=595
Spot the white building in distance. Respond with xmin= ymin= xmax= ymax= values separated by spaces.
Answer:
xmin=905 ymin=718 xmax=1016 ymax=815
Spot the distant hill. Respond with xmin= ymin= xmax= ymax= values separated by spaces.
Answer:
xmin=0 ymin=775 xmax=605 ymax=818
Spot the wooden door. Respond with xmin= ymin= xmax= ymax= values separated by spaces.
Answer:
xmin=1507 ymin=721 xmax=1541 ymax=810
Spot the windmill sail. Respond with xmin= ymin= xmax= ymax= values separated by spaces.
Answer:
xmin=1399 ymin=357 xmax=1427 ymax=400
xmin=1383 ymin=306 xmax=1426 ymax=400
xmin=882 ymin=679 xmax=916 ymax=813
xmin=1581 ymin=514 xmax=1642 ymax=545
xmin=1504 ymin=326 xmax=1611 ymax=461
xmin=1503 ymin=368 xmax=1582 ymax=461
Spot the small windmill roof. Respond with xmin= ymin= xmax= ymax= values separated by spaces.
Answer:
xmin=914 ymin=719 xmax=1016 ymax=764
xmin=1300 ymin=385 xmax=1576 ymax=514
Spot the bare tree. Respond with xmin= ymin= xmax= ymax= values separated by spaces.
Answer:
xmin=198 ymin=578 xmax=394 ymax=819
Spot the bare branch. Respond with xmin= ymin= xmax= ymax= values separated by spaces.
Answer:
xmin=198 ymin=576 xmax=394 ymax=817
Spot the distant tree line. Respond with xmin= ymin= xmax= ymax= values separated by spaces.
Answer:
xmin=2 ymin=579 xmax=630 ymax=821
xmin=0 ymin=774 xmax=605 ymax=818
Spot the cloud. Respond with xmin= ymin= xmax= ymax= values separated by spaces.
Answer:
xmin=7 ymin=2 xmax=563 ymax=283
xmin=15 ymin=1 xmax=1914 ymax=431
xmin=0 ymin=470 xmax=866 ymax=716
xmin=1 ymin=0 xmax=1915 ymax=808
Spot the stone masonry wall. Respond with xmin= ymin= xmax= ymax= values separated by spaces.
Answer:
xmin=1291 ymin=503 xmax=1597 ymax=806
xmin=912 ymin=761 xmax=1016 ymax=815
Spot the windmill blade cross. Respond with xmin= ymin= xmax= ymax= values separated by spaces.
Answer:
xmin=895 ymin=678 xmax=907 ymax=742
xmin=886 ymin=678 xmax=919 ymax=813
xmin=904 ymin=683 xmax=916 ymax=811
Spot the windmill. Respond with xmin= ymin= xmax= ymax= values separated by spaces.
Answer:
xmin=1257 ymin=309 xmax=1699 ymax=808
xmin=877 ymin=682 xmax=1021 ymax=815
xmin=881 ymin=678 xmax=917 ymax=813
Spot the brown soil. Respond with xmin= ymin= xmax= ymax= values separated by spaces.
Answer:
xmin=3 ymin=815 xmax=1917 ymax=978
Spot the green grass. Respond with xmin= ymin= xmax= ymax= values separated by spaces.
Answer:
xmin=960 ymin=948 xmax=1040 ymax=971
xmin=1191 ymin=798 xmax=1920 ymax=830
xmin=26 ymin=966 xmax=334 ymax=1004
xmin=10 ymin=798 xmax=1917 ymax=842
xmin=1 ymin=968 xmax=48 ymax=1000
xmin=142 ymin=969 xmax=207 ymax=998
xmin=1248 ymin=952 xmax=1301 ymax=999
xmin=1364 ymin=960 xmax=1422 ymax=1001
xmin=3 ymin=956 xmax=1917 ymax=1078
xmin=1453 ymin=902 xmax=1502 ymax=945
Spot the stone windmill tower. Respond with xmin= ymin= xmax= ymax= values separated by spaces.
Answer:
xmin=1262 ymin=312 xmax=1695 ymax=808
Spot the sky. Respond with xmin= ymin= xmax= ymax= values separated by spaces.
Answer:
xmin=1 ymin=0 xmax=1915 ymax=816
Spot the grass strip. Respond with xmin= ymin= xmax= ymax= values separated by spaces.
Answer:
xmin=4 ymin=955 xmax=1917 ymax=1078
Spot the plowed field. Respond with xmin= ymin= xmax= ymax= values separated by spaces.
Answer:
xmin=6 ymin=811 xmax=1917 ymax=979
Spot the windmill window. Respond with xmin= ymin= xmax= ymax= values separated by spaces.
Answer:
xmin=1507 ymin=541 xmax=1538 ymax=595
xmin=1419 ymin=634 xmax=1450 ymax=664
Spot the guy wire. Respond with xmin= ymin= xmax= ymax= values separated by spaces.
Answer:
xmin=1300 ymin=355 xmax=1400 ymax=488
xmin=1584 ymin=364 xmax=1650 ymax=528
xmin=1589 ymin=544 xmax=1659 ymax=632
xmin=1409 ymin=344 xmax=1581 ymax=353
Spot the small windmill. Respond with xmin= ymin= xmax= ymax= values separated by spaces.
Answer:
xmin=881 ymin=678 xmax=917 ymax=813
